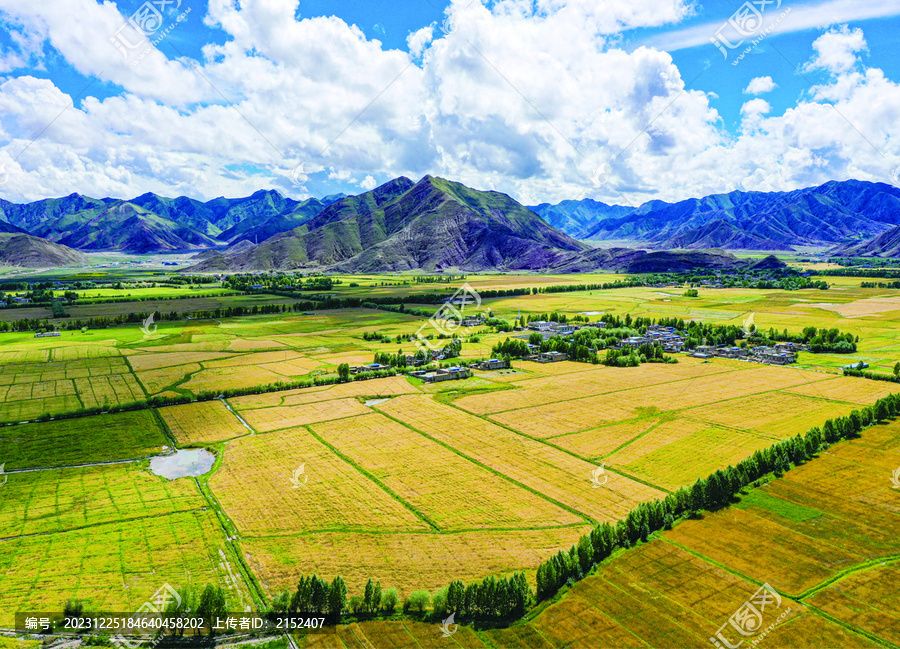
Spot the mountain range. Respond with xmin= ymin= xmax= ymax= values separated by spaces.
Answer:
xmin=0 ymin=190 xmax=345 ymax=254
xmin=1 ymin=177 xmax=899 ymax=270
xmin=529 ymin=179 xmax=900 ymax=251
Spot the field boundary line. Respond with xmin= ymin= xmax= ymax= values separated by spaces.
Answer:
xmin=0 ymin=507 xmax=206 ymax=542
xmin=802 ymin=601 xmax=900 ymax=649
xmin=439 ymin=399 xmax=672 ymax=494
xmin=248 ymin=410 xmax=375 ymax=436
xmin=120 ymin=352 xmax=150 ymax=399
xmin=597 ymin=418 xmax=667 ymax=461
xmin=797 ymin=554 xmax=900 ymax=601
xmin=151 ymin=406 xmax=179 ymax=448
xmin=660 ymin=536 xmax=776 ymax=593
xmin=238 ymin=521 xmax=591 ymax=540
xmin=373 ymin=407 xmax=597 ymax=525
xmin=193 ymin=474 xmax=268 ymax=609
xmin=302 ymin=424 xmax=442 ymax=532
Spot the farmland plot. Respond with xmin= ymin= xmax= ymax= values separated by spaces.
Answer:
xmin=240 ymin=398 xmax=371 ymax=432
xmin=0 ymin=464 xmax=202 ymax=538
xmin=375 ymin=395 xmax=665 ymax=523
xmin=209 ymin=427 xmax=430 ymax=536
xmin=160 ymin=399 xmax=250 ymax=445
xmin=242 ymin=526 xmax=593 ymax=600
xmin=0 ymin=410 xmax=169 ymax=469
xmin=311 ymin=413 xmax=581 ymax=530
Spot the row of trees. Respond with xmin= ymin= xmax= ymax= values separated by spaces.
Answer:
xmin=535 ymin=391 xmax=900 ymax=602
xmin=271 ymin=576 xmax=398 ymax=618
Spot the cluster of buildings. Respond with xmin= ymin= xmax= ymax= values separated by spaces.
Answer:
xmin=525 ymin=320 xmax=578 ymax=336
xmin=618 ymin=325 xmax=686 ymax=353
xmin=690 ymin=342 xmax=809 ymax=365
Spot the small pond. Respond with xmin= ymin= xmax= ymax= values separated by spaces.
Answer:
xmin=149 ymin=448 xmax=215 ymax=479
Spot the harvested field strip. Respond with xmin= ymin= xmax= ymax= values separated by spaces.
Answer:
xmin=160 ymin=399 xmax=252 ymax=445
xmin=375 ymin=395 xmax=666 ymax=524
xmin=311 ymin=413 xmax=581 ymax=531
xmin=241 ymin=398 xmax=372 ymax=433
xmin=208 ymin=427 xmax=431 ymax=536
xmin=241 ymin=526 xmax=593 ymax=600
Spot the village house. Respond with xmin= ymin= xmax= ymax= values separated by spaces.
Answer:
xmin=526 ymin=351 xmax=569 ymax=363
xmin=421 ymin=366 xmax=471 ymax=382
xmin=476 ymin=359 xmax=509 ymax=371
xmin=350 ymin=363 xmax=392 ymax=374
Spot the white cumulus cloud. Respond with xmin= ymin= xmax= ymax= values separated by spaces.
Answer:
xmin=744 ymin=76 xmax=777 ymax=95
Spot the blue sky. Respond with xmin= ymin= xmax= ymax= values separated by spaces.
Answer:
xmin=1 ymin=0 xmax=899 ymax=205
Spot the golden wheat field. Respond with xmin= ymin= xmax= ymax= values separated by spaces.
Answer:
xmin=242 ymin=526 xmax=593 ymax=600
xmin=374 ymin=395 xmax=666 ymax=522
xmin=310 ymin=413 xmax=581 ymax=530
xmin=209 ymin=426 xmax=431 ymax=535
xmin=160 ymin=399 xmax=251 ymax=444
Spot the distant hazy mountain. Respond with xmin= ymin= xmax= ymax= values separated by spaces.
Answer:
xmin=0 ymin=189 xmax=341 ymax=254
xmin=527 ymin=199 xmax=634 ymax=239
xmin=0 ymin=233 xmax=85 ymax=268
xmin=531 ymin=180 xmax=900 ymax=250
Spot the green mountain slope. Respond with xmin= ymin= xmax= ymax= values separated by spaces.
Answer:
xmin=193 ymin=176 xmax=588 ymax=272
